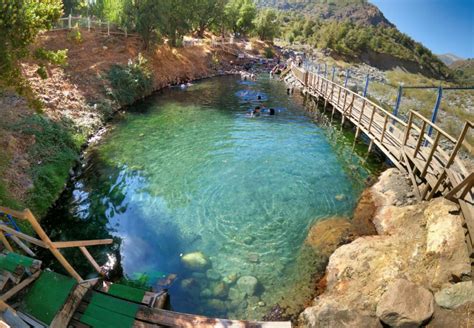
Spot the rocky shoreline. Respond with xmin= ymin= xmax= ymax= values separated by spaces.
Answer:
xmin=299 ymin=168 xmax=473 ymax=327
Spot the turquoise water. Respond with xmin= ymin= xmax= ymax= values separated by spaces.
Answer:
xmin=42 ymin=76 xmax=376 ymax=319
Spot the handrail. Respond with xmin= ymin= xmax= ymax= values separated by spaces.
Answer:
xmin=0 ymin=207 xmax=113 ymax=282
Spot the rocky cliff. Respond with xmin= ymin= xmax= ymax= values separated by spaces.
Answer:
xmin=300 ymin=168 xmax=473 ymax=327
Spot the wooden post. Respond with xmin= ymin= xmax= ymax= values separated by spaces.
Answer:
xmin=445 ymin=122 xmax=472 ymax=169
xmin=107 ymin=22 xmax=110 ymax=36
xmin=0 ymin=231 xmax=13 ymax=252
xmin=368 ymin=139 xmax=374 ymax=153
xmin=403 ymin=111 xmax=414 ymax=146
xmin=413 ymin=121 xmax=427 ymax=158
xmin=125 ymin=26 xmax=127 ymax=37
xmin=87 ymin=17 xmax=91 ymax=31
xmin=24 ymin=209 xmax=83 ymax=282
xmin=380 ymin=116 xmax=389 ymax=144
xmin=68 ymin=14 xmax=72 ymax=29
xmin=80 ymin=247 xmax=101 ymax=273
xmin=368 ymin=106 xmax=375 ymax=135
xmin=421 ymin=132 xmax=441 ymax=177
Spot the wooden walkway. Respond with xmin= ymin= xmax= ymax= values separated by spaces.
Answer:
xmin=288 ymin=65 xmax=474 ymax=268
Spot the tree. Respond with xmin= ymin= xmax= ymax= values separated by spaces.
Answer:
xmin=253 ymin=9 xmax=279 ymax=41
xmin=123 ymin=0 xmax=162 ymax=48
xmin=225 ymin=0 xmax=256 ymax=36
xmin=0 ymin=0 xmax=63 ymax=91
xmin=190 ymin=0 xmax=226 ymax=38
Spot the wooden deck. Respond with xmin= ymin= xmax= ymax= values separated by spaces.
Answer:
xmin=288 ymin=65 xmax=474 ymax=270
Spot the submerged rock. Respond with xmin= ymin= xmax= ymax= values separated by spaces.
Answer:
xmin=181 ymin=251 xmax=210 ymax=271
xmin=223 ymin=273 xmax=238 ymax=285
xmin=228 ymin=287 xmax=246 ymax=302
xmin=211 ymin=281 xmax=228 ymax=299
xmin=206 ymin=269 xmax=221 ymax=281
xmin=376 ymin=279 xmax=434 ymax=328
xmin=206 ymin=299 xmax=227 ymax=312
xmin=435 ymin=282 xmax=474 ymax=309
xmin=236 ymin=276 xmax=258 ymax=296
xmin=304 ymin=217 xmax=354 ymax=257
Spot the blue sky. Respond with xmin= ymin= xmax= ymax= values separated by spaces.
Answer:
xmin=370 ymin=0 xmax=474 ymax=58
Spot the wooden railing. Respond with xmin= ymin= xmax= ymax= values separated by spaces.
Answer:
xmin=288 ymin=65 xmax=474 ymax=262
xmin=0 ymin=207 xmax=112 ymax=282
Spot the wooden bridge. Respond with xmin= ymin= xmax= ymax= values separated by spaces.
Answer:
xmin=287 ymin=65 xmax=474 ymax=269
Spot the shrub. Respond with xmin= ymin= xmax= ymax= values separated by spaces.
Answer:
xmin=67 ymin=26 xmax=83 ymax=43
xmin=34 ymin=48 xmax=68 ymax=66
xmin=263 ymin=46 xmax=274 ymax=58
xmin=107 ymin=53 xmax=153 ymax=105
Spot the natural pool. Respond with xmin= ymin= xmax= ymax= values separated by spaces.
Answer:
xmin=42 ymin=75 xmax=379 ymax=319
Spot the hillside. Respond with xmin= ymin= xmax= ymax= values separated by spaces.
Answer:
xmin=268 ymin=0 xmax=449 ymax=78
xmin=256 ymin=0 xmax=394 ymax=27
xmin=450 ymin=58 xmax=474 ymax=84
xmin=438 ymin=53 xmax=464 ymax=66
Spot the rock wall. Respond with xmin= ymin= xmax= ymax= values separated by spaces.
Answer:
xmin=300 ymin=168 xmax=473 ymax=327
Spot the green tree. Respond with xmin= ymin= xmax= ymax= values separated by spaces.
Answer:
xmin=123 ymin=0 xmax=162 ymax=48
xmin=0 ymin=0 xmax=63 ymax=93
xmin=253 ymin=8 xmax=279 ymax=41
xmin=190 ymin=0 xmax=226 ymax=37
xmin=225 ymin=0 xmax=256 ymax=36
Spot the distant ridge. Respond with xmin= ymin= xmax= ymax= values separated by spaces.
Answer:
xmin=255 ymin=0 xmax=395 ymax=27
xmin=437 ymin=53 xmax=465 ymax=66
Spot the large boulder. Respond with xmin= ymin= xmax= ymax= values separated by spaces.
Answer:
xmin=376 ymin=279 xmax=434 ymax=328
xmin=424 ymin=199 xmax=471 ymax=285
xmin=434 ymin=282 xmax=474 ymax=309
xmin=236 ymin=275 xmax=258 ymax=296
xmin=300 ymin=300 xmax=381 ymax=328
xmin=181 ymin=251 xmax=210 ymax=271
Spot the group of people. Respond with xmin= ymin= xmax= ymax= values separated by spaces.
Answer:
xmin=248 ymin=95 xmax=276 ymax=117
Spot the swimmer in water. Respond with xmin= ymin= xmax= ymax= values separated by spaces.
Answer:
xmin=257 ymin=95 xmax=262 ymax=100
xmin=269 ymin=108 xmax=275 ymax=115
xmin=251 ymin=106 xmax=261 ymax=117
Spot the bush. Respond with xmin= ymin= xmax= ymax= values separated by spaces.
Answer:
xmin=34 ymin=48 xmax=68 ymax=66
xmin=263 ymin=46 xmax=274 ymax=58
xmin=67 ymin=27 xmax=83 ymax=43
xmin=107 ymin=53 xmax=153 ymax=105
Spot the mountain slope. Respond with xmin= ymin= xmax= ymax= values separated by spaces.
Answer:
xmin=255 ymin=0 xmax=394 ymax=27
xmin=438 ymin=53 xmax=464 ymax=66
xmin=450 ymin=58 xmax=474 ymax=84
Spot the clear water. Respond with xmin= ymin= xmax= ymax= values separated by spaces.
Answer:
xmin=42 ymin=76 xmax=377 ymax=319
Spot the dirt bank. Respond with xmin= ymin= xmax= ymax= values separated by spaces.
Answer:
xmin=0 ymin=30 xmax=270 ymax=216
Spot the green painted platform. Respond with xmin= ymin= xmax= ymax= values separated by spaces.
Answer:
xmin=107 ymin=283 xmax=146 ymax=303
xmin=0 ymin=252 xmax=34 ymax=273
xmin=21 ymin=270 xmax=76 ymax=324
xmin=80 ymin=292 xmax=139 ymax=328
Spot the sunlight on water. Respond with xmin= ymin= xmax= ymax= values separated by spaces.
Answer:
xmin=43 ymin=76 xmax=376 ymax=319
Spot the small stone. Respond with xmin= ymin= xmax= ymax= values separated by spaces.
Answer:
xmin=435 ymin=282 xmax=474 ymax=309
xmin=236 ymin=276 xmax=258 ymax=296
xmin=243 ymin=236 xmax=255 ymax=245
xmin=376 ymin=279 xmax=434 ymax=328
xmin=247 ymin=253 xmax=260 ymax=263
xmin=206 ymin=299 xmax=227 ymax=312
xmin=258 ymin=301 xmax=266 ymax=307
xmin=335 ymin=194 xmax=346 ymax=201
xmin=181 ymin=251 xmax=210 ymax=271
xmin=211 ymin=281 xmax=228 ymax=298
xmin=200 ymin=288 xmax=212 ymax=298
xmin=206 ymin=269 xmax=221 ymax=281
xmin=228 ymin=287 xmax=246 ymax=302
xmin=223 ymin=273 xmax=238 ymax=285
